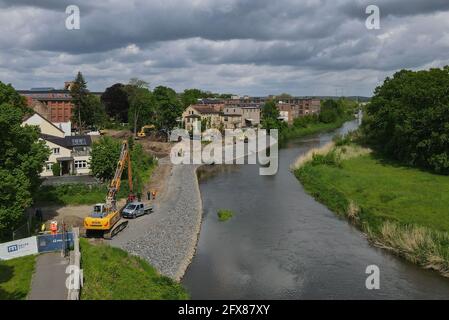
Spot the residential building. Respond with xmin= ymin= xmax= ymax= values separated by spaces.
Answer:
xmin=22 ymin=113 xmax=92 ymax=177
xmin=182 ymin=104 xmax=224 ymax=131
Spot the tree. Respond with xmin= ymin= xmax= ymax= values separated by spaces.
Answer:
xmin=153 ymin=86 xmax=183 ymax=132
xmin=101 ymin=83 xmax=130 ymax=123
xmin=362 ymin=66 xmax=449 ymax=174
xmin=70 ymin=72 xmax=89 ymax=133
xmin=90 ymin=137 xmax=122 ymax=181
xmin=319 ymin=99 xmax=341 ymax=123
xmin=0 ymin=82 xmax=50 ymax=239
xmin=261 ymin=100 xmax=285 ymax=131
xmin=84 ymin=94 xmax=107 ymax=129
xmin=181 ymin=89 xmax=204 ymax=108
xmin=126 ymin=81 xmax=155 ymax=137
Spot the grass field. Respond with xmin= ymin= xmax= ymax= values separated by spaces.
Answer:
xmin=0 ymin=255 xmax=36 ymax=300
xmin=80 ymin=239 xmax=189 ymax=300
xmin=295 ymin=146 xmax=449 ymax=276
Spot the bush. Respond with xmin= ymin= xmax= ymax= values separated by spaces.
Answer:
xmin=311 ymin=150 xmax=341 ymax=167
xmin=51 ymin=162 xmax=61 ymax=176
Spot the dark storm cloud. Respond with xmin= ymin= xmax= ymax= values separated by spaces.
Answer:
xmin=0 ymin=0 xmax=448 ymax=96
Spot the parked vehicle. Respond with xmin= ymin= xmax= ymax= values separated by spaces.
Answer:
xmin=121 ymin=201 xmax=153 ymax=219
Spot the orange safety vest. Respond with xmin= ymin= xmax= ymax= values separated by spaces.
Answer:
xmin=50 ymin=221 xmax=58 ymax=234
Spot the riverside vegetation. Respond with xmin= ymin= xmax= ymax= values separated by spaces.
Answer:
xmin=294 ymin=67 xmax=449 ymax=277
xmin=294 ymin=132 xmax=449 ymax=278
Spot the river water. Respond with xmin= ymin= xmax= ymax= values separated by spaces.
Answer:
xmin=182 ymin=120 xmax=449 ymax=299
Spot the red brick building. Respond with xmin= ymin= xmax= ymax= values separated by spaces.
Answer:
xmin=19 ymin=89 xmax=74 ymax=123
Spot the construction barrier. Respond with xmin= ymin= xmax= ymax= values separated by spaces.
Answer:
xmin=0 ymin=236 xmax=38 ymax=260
xmin=37 ymin=233 xmax=74 ymax=253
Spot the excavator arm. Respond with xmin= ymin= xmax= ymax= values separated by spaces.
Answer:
xmin=105 ymin=141 xmax=134 ymax=211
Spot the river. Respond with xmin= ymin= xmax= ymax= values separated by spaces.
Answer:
xmin=182 ymin=120 xmax=449 ymax=299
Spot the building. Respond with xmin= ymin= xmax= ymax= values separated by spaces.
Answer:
xmin=182 ymin=104 xmax=224 ymax=131
xmin=18 ymin=82 xmax=103 ymax=123
xmin=22 ymin=113 xmax=92 ymax=177
xmin=223 ymin=105 xmax=261 ymax=128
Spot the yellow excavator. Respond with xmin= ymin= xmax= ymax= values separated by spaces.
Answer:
xmin=84 ymin=140 xmax=135 ymax=239
xmin=137 ymin=124 xmax=156 ymax=138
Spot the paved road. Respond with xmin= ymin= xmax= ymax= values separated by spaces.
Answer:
xmin=28 ymin=252 xmax=69 ymax=300
xmin=110 ymin=163 xmax=202 ymax=281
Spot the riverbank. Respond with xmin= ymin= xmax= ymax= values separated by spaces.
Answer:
xmin=80 ymin=238 xmax=188 ymax=299
xmin=293 ymin=143 xmax=449 ymax=277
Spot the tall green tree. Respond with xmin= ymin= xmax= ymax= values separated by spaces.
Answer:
xmin=181 ymin=88 xmax=203 ymax=108
xmin=126 ymin=79 xmax=155 ymax=137
xmin=362 ymin=67 xmax=449 ymax=174
xmin=70 ymin=72 xmax=90 ymax=133
xmin=0 ymin=82 xmax=50 ymax=239
xmin=101 ymin=83 xmax=130 ymax=123
xmin=153 ymin=86 xmax=183 ymax=133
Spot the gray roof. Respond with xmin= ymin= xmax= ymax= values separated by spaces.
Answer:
xmin=41 ymin=134 xmax=92 ymax=148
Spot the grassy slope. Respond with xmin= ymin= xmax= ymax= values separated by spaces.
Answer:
xmin=80 ymin=239 xmax=188 ymax=300
xmin=299 ymin=155 xmax=449 ymax=232
xmin=296 ymin=151 xmax=449 ymax=275
xmin=281 ymin=116 xmax=351 ymax=142
xmin=0 ymin=255 xmax=36 ymax=300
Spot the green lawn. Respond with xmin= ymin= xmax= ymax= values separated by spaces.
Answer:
xmin=0 ymin=255 xmax=36 ymax=300
xmin=80 ymin=239 xmax=189 ymax=300
xmin=298 ymin=154 xmax=449 ymax=233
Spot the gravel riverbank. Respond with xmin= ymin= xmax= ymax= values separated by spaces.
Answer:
xmin=110 ymin=162 xmax=202 ymax=281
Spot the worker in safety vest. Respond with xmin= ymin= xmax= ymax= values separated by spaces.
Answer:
xmin=50 ymin=220 xmax=58 ymax=235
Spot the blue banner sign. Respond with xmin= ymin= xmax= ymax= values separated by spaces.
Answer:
xmin=37 ymin=233 xmax=74 ymax=253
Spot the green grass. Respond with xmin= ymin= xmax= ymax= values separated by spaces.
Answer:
xmin=80 ymin=238 xmax=189 ymax=300
xmin=297 ymin=154 xmax=449 ymax=232
xmin=0 ymin=255 xmax=36 ymax=300
xmin=34 ymin=164 xmax=156 ymax=206
xmin=217 ymin=209 xmax=234 ymax=222
xmin=281 ymin=116 xmax=352 ymax=143
xmin=295 ymin=150 xmax=449 ymax=276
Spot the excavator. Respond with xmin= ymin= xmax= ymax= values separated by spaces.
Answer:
xmin=137 ymin=124 xmax=156 ymax=138
xmin=84 ymin=140 xmax=135 ymax=239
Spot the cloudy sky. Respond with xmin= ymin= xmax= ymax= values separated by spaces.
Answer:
xmin=0 ymin=0 xmax=448 ymax=96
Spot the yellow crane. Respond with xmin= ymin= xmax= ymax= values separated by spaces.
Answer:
xmin=84 ymin=140 xmax=135 ymax=239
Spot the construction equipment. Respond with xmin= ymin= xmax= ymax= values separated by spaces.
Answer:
xmin=83 ymin=140 xmax=135 ymax=239
xmin=137 ymin=124 xmax=156 ymax=138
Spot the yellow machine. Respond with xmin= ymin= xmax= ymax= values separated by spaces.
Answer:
xmin=137 ymin=124 xmax=156 ymax=138
xmin=84 ymin=141 xmax=135 ymax=239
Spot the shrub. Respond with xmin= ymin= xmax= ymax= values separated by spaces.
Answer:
xmin=51 ymin=162 xmax=61 ymax=176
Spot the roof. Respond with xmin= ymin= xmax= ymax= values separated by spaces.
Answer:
xmin=41 ymin=134 xmax=92 ymax=148
xmin=190 ymin=105 xmax=222 ymax=114
xmin=22 ymin=112 xmax=66 ymax=136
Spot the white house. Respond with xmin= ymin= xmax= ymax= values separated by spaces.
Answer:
xmin=22 ymin=113 xmax=92 ymax=177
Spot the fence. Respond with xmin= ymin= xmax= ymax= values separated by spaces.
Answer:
xmin=67 ymin=227 xmax=83 ymax=300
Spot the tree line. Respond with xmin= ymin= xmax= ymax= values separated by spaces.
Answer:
xmin=362 ymin=66 xmax=449 ymax=174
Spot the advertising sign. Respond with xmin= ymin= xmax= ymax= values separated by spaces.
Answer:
xmin=0 ymin=236 xmax=38 ymax=260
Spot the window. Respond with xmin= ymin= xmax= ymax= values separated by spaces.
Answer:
xmin=46 ymin=163 xmax=53 ymax=171
xmin=74 ymin=160 xmax=87 ymax=169
xmin=53 ymin=148 xmax=60 ymax=155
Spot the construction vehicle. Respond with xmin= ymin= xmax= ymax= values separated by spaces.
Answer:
xmin=83 ymin=140 xmax=135 ymax=239
xmin=137 ymin=124 xmax=156 ymax=138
